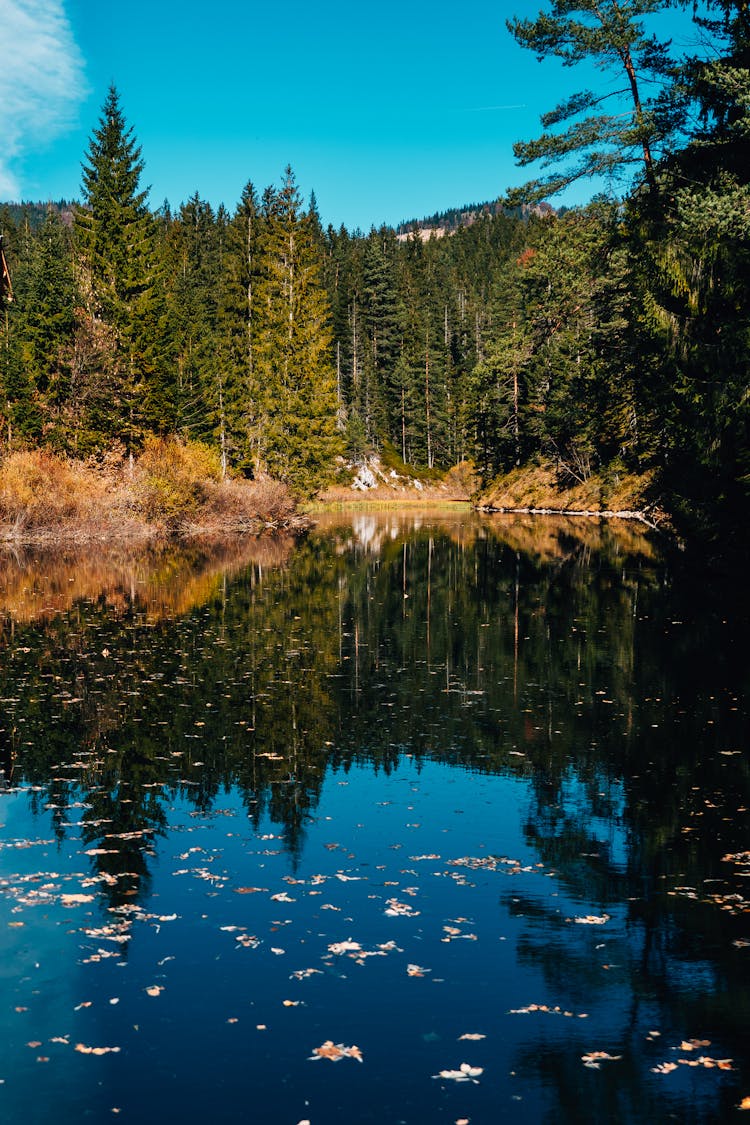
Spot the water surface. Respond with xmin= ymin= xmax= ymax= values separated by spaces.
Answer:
xmin=1 ymin=514 xmax=748 ymax=1123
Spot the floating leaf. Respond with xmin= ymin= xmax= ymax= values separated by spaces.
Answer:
xmin=433 ymin=1063 xmax=483 ymax=1083
xmin=327 ymin=940 xmax=361 ymax=955
xmin=309 ymin=1040 xmax=363 ymax=1063
xmin=582 ymin=1051 xmax=622 ymax=1068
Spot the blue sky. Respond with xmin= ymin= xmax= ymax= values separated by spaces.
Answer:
xmin=1 ymin=0 xmax=701 ymax=230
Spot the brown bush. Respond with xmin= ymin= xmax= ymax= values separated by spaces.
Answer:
xmin=198 ymin=475 xmax=296 ymax=531
xmin=133 ymin=437 xmax=223 ymax=527
xmin=0 ymin=442 xmax=300 ymax=542
xmin=0 ymin=450 xmax=106 ymax=529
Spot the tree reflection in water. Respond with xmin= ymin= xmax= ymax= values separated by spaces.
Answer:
xmin=0 ymin=513 xmax=748 ymax=1122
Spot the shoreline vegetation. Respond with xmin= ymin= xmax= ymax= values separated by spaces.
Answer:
xmin=0 ymin=441 xmax=667 ymax=546
xmin=475 ymin=462 xmax=667 ymax=532
xmin=0 ymin=440 xmax=301 ymax=546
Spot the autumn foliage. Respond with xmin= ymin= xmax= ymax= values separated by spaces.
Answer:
xmin=0 ymin=442 xmax=297 ymax=542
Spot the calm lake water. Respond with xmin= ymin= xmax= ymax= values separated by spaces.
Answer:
xmin=1 ymin=511 xmax=748 ymax=1123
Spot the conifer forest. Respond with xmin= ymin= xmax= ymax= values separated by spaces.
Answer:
xmin=1 ymin=0 xmax=749 ymax=548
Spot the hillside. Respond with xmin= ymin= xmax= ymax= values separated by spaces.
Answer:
xmin=396 ymin=198 xmax=556 ymax=238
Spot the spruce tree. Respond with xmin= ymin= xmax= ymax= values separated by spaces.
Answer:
xmin=218 ymin=180 xmax=263 ymax=474
xmin=250 ymin=169 xmax=342 ymax=494
xmin=74 ymin=85 xmax=155 ymax=454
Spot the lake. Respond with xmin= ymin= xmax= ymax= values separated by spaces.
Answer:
xmin=1 ymin=511 xmax=748 ymax=1123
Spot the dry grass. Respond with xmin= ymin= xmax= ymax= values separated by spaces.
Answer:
xmin=0 ymin=450 xmax=120 ymax=534
xmin=187 ymin=475 xmax=298 ymax=534
xmin=0 ymin=443 xmax=301 ymax=544
xmin=316 ymin=458 xmax=476 ymax=506
xmin=478 ymin=462 xmax=660 ymax=520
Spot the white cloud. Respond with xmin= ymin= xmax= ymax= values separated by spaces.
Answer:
xmin=0 ymin=0 xmax=88 ymax=197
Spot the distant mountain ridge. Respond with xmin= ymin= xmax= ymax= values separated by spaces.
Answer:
xmin=396 ymin=198 xmax=556 ymax=239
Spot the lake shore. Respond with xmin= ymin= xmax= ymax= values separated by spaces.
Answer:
xmin=476 ymin=461 xmax=670 ymax=532
xmin=0 ymin=447 xmax=670 ymax=545
xmin=0 ymin=445 xmax=305 ymax=546
xmin=316 ymin=459 xmax=670 ymax=533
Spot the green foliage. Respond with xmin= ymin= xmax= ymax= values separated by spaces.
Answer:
xmin=74 ymin=85 xmax=157 ymax=454
xmin=2 ymin=20 xmax=749 ymax=549
xmin=247 ymin=168 xmax=343 ymax=495
xmin=507 ymin=0 xmax=680 ymax=200
xmin=134 ymin=436 xmax=222 ymax=526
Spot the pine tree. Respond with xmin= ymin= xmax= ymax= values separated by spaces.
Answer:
xmin=507 ymin=0 xmax=679 ymax=200
xmin=74 ymin=85 xmax=155 ymax=454
xmin=218 ymin=180 xmax=263 ymax=474
xmin=250 ymin=169 xmax=342 ymax=494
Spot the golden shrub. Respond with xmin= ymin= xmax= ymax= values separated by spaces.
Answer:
xmin=134 ymin=437 xmax=223 ymax=526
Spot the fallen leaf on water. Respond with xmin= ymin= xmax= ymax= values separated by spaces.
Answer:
xmin=309 ymin=1040 xmax=363 ymax=1063
xmin=679 ymin=1039 xmax=711 ymax=1051
xmin=145 ymin=986 xmax=164 ymax=997
xmin=60 ymin=894 xmax=95 ymax=907
xmin=407 ymin=964 xmax=430 ymax=977
xmin=509 ymin=1003 xmax=588 ymax=1019
xmin=433 ymin=1063 xmax=483 ymax=1083
xmin=328 ymin=940 xmax=362 ymax=955
xmin=235 ymin=934 xmax=260 ymax=949
xmin=652 ymin=1062 xmax=678 ymax=1074
xmin=27 ymin=1041 xmax=42 ymax=1049
xmin=75 ymin=1044 xmax=121 ymax=1055
xmin=283 ymin=1000 xmax=301 ymax=1007
xmin=582 ymin=1051 xmax=622 ymax=1068
xmin=573 ymin=915 xmax=611 ymax=926
xmin=384 ymin=898 xmax=420 ymax=917
xmin=458 ymin=1033 xmax=486 ymax=1041
xmin=738 ymin=1096 xmax=750 ymax=1110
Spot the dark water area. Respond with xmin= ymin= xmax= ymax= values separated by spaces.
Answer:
xmin=0 ymin=512 xmax=748 ymax=1123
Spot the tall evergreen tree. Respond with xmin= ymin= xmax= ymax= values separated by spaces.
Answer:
xmin=74 ymin=85 xmax=156 ymax=454
xmin=250 ymin=169 xmax=342 ymax=493
xmin=507 ymin=0 xmax=679 ymax=200
xmin=218 ymin=180 xmax=263 ymax=474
